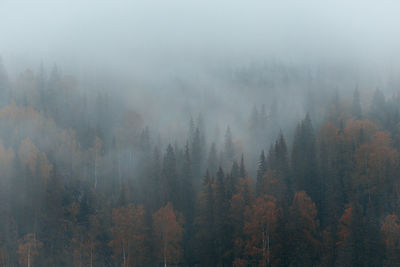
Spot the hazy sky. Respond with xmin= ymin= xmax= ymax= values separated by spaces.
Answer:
xmin=1 ymin=0 xmax=400 ymax=75
xmin=2 ymin=0 xmax=400 ymax=156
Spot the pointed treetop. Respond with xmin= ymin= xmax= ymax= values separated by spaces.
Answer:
xmin=239 ymin=154 xmax=246 ymax=178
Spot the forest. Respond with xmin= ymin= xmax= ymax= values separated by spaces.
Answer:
xmin=0 ymin=57 xmax=400 ymax=267
xmin=2 ymin=1 xmax=400 ymax=266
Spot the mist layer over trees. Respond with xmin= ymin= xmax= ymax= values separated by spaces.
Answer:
xmin=2 ymin=1 xmax=400 ymax=266
xmin=1 ymin=57 xmax=400 ymax=266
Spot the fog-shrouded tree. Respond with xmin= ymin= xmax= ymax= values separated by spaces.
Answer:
xmin=152 ymin=202 xmax=184 ymax=267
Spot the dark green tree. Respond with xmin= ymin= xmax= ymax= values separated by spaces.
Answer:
xmin=256 ymin=150 xmax=267 ymax=197
xmin=162 ymin=144 xmax=178 ymax=207
xmin=214 ymin=167 xmax=232 ymax=266
xmin=291 ymin=114 xmax=320 ymax=205
xmin=352 ymin=87 xmax=362 ymax=119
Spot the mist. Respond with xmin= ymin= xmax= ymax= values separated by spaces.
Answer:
xmin=2 ymin=0 xmax=400 ymax=132
xmin=1 ymin=1 xmax=400 ymax=266
xmin=2 ymin=1 xmax=400 ymax=70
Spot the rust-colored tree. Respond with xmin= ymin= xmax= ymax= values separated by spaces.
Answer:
xmin=352 ymin=131 xmax=399 ymax=213
xmin=152 ymin=202 xmax=184 ymax=267
xmin=17 ymin=233 xmax=43 ymax=267
xmin=381 ymin=214 xmax=400 ymax=265
xmin=230 ymin=178 xmax=253 ymax=264
xmin=242 ymin=195 xmax=280 ymax=267
xmin=286 ymin=191 xmax=320 ymax=266
xmin=109 ymin=204 xmax=148 ymax=267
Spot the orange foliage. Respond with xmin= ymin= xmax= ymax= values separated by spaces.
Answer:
xmin=0 ymin=138 xmax=15 ymax=180
xmin=336 ymin=205 xmax=353 ymax=246
xmin=289 ymin=191 xmax=320 ymax=250
xmin=152 ymin=202 xmax=184 ymax=267
xmin=243 ymin=195 xmax=280 ymax=266
xmin=109 ymin=204 xmax=148 ymax=267
xmin=232 ymin=258 xmax=248 ymax=267
xmin=381 ymin=214 xmax=400 ymax=249
xmin=352 ymin=131 xmax=398 ymax=195
xmin=17 ymin=233 xmax=43 ymax=267
xmin=18 ymin=138 xmax=39 ymax=175
xmin=291 ymin=191 xmax=319 ymax=232
xmin=343 ymin=119 xmax=378 ymax=145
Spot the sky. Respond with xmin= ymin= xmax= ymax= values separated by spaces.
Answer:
xmin=1 ymin=0 xmax=400 ymax=156
xmin=1 ymin=0 xmax=400 ymax=76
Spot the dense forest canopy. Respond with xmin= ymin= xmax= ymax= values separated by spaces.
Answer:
xmin=1 ymin=56 xmax=400 ymax=266
xmin=2 ymin=1 xmax=400 ymax=266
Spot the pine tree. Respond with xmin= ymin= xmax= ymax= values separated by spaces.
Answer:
xmin=191 ymin=127 xmax=203 ymax=181
xmin=196 ymin=171 xmax=216 ymax=266
xmin=267 ymin=133 xmax=291 ymax=203
xmin=230 ymin=160 xmax=240 ymax=195
xmin=291 ymin=114 xmax=319 ymax=205
xmin=162 ymin=144 xmax=178 ymax=207
xmin=181 ymin=143 xmax=196 ymax=266
xmin=207 ymin=142 xmax=218 ymax=176
xmin=224 ymin=126 xmax=235 ymax=165
xmin=256 ymin=150 xmax=267 ymax=197
xmin=370 ymin=88 xmax=386 ymax=125
xmin=214 ymin=167 xmax=232 ymax=265
xmin=239 ymin=154 xmax=246 ymax=178
xmin=40 ymin=164 xmax=69 ymax=266
xmin=352 ymin=87 xmax=362 ymax=119
xmin=0 ymin=57 xmax=9 ymax=106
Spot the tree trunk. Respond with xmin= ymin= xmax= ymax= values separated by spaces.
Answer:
xmin=94 ymin=154 xmax=98 ymax=189
xmin=164 ymin=239 xmax=167 ymax=267
xmin=122 ymin=242 xmax=126 ymax=267
xmin=27 ymin=246 xmax=30 ymax=267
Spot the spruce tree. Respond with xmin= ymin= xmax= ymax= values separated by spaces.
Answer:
xmin=291 ymin=114 xmax=319 ymax=205
xmin=256 ymin=150 xmax=267 ymax=197
xmin=207 ymin=142 xmax=218 ymax=176
xmin=224 ymin=126 xmax=234 ymax=165
xmin=239 ymin=154 xmax=246 ymax=178
xmin=214 ymin=167 xmax=232 ymax=265
xmin=162 ymin=144 xmax=178 ymax=207
xmin=352 ymin=87 xmax=362 ymax=119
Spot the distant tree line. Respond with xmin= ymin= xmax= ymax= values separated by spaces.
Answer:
xmin=1 ymin=60 xmax=400 ymax=266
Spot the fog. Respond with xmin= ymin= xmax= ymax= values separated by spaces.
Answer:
xmin=2 ymin=1 xmax=400 ymax=70
xmin=1 ymin=0 xmax=400 ymax=158
xmin=1 ymin=0 xmax=400 ymax=165
xmin=2 ymin=1 xmax=400 ymax=266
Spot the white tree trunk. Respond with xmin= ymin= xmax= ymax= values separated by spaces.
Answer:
xmin=90 ymin=246 xmax=93 ymax=267
xmin=164 ymin=239 xmax=167 ymax=267
xmin=94 ymin=153 xmax=98 ymax=189
xmin=122 ymin=242 xmax=126 ymax=267
xmin=27 ymin=246 xmax=30 ymax=267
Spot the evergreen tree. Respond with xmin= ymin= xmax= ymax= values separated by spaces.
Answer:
xmin=256 ymin=150 xmax=267 ymax=197
xmin=0 ymin=57 xmax=8 ymax=106
xmin=191 ymin=127 xmax=203 ymax=181
xmin=151 ymin=146 xmax=162 ymax=212
xmin=40 ymin=164 xmax=69 ymax=266
xmin=224 ymin=126 xmax=234 ymax=165
xmin=267 ymin=133 xmax=291 ymax=202
xmin=214 ymin=167 xmax=232 ymax=265
xmin=230 ymin=160 xmax=240 ymax=195
xmin=239 ymin=154 xmax=246 ymax=178
xmin=162 ymin=144 xmax=178 ymax=207
xmin=370 ymin=88 xmax=386 ymax=125
xmin=207 ymin=142 xmax=218 ymax=176
xmin=291 ymin=114 xmax=320 ymax=205
xmin=196 ymin=171 xmax=216 ymax=266
xmin=181 ymin=143 xmax=196 ymax=266
xmin=352 ymin=87 xmax=362 ymax=119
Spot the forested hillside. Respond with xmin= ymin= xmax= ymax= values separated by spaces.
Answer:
xmin=1 ymin=58 xmax=400 ymax=267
